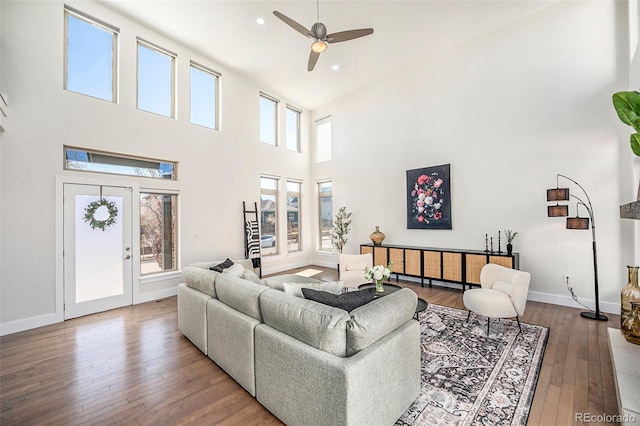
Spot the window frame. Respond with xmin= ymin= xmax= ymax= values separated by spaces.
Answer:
xmin=317 ymin=180 xmax=333 ymax=252
xmin=286 ymin=180 xmax=302 ymax=253
xmin=64 ymin=5 xmax=119 ymax=103
xmin=189 ymin=61 xmax=221 ymax=130
xmin=315 ymin=116 xmax=332 ymax=163
xmin=139 ymin=191 xmax=179 ymax=276
xmin=259 ymin=92 xmax=279 ymax=146
xmin=136 ymin=38 xmax=177 ymax=118
xmin=260 ymin=176 xmax=280 ymax=256
xmin=285 ymin=105 xmax=302 ymax=152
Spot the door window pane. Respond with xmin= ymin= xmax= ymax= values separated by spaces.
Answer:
xmin=287 ymin=181 xmax=301 ymax=253
xmin=65 ymin=8 xmax=118 ymax=102
xmin=190 ymin=63 xmax=219 ymax=129
xmin=140 ymin=193 xmax=177 ymax=275
xmin=318 ymin=181 xmax=333 ymax=251
xmin=75 ymin=194 xmax=124 ymax=302
xmin=260 ymin=177 xmax=279 ymax=255
xmin=138 ymin=41 xmax=175 ymax=117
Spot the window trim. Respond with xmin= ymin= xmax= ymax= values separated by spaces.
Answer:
xmin=189 ymin=61 xmax=221 ymax=130
xmin=64 ymin=5 xmax=119 ymax=103
xmin=285 ymin=105 xmax=302 ymax=152
xmin=317 ymin=179 xmax=333 ymax=252
xmin=286 ymin=179 xmax=302 ymax=253
xmin=136 ymin=37 xmax=177 ymax=118
xmin=139 ymin=191 xmax=179 ymax=276
xmin=260 ymin=175 xmax=280 ymax=256
xmin=259 ymin=92 xmax=280 ymax=146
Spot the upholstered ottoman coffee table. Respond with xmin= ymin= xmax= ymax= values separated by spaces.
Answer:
xmin=358 ymin=283 xmax=428 ymax=318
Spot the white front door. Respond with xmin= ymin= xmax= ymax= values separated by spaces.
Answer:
xmin=63 ymin=184 xmax=133 ymax=319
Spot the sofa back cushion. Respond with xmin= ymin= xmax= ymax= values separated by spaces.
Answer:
xmin=215 ymin=273 xmax=268 ymax=321
xmin=259 ymin=289 xmax=350 ymax=357
xmin=346 ymin=288 xmax=417 ymax=356
xmin=183 ymin=266 xmax=219 ymax=298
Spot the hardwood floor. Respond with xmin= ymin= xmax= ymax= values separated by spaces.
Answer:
xmin=1 ymin=266 xmax=622 ymax=425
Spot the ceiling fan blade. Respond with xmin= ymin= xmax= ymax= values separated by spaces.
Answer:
xmin=308 ymin=50 xmax=320 ymax=72
xmin=273 ymin=11 xmax=313 ymax=38
xmin=326 ymin=28 xmax=374 ymax=43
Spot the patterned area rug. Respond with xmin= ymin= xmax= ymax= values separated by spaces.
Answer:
xmin=397 ymin=304 xmax=549 ymax=426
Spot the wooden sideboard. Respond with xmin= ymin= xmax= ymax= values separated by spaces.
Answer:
xmin=360 ymin=243 xmax=520 ymax=291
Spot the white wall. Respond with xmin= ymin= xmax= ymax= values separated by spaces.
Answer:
xmin=311 ymin=0 xmax=637 ymax=313
xmin=0 ymin=1 xmax=314 ymax=334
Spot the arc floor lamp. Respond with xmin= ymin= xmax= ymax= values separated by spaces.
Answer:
xmin=546 ymin=174 xmax=608 ymax=321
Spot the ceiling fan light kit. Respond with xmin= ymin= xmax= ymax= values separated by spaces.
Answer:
xmin=273 ymin=0 xmax=373 ymax=71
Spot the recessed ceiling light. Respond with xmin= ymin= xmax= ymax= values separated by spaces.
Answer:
xmin=256 ymin=18 xmax=265 ymax=25
xmin=332 ymin=64 xmax=340 ymax=71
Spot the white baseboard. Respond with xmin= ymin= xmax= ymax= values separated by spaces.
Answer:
xmin=527 ymin=290 xmax=619 ymax=315
xmin=0 ymin=311 xmax=63 ymax=336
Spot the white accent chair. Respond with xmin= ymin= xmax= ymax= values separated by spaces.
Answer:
xmin=338 ymin=253 xmax=373 ymax=289
xmin=463 ymin=263 xmax=531 ymax=334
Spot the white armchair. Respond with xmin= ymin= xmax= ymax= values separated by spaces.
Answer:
xmin=338 ymin=253 xmax=373 ymax=289
xmin=462 ymin=263 xmax=531 ymax=334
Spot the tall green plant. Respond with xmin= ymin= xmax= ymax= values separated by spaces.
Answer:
xmin=612 ymin=90 xmax=640 ymax=156
xmin=332 ymin=206 xmax=352 ymax=253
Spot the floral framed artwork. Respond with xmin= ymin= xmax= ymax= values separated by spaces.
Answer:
xmin=406 ymin=164 xmax=452 ymax=229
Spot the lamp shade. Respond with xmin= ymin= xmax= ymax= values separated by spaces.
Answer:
xmin=548 ymin=204 xmax=569 ymax=217
xmin=547 ymin=188 xmax=570 ymax=201
xmin=566 ymin=216 xmax=589 ymax=229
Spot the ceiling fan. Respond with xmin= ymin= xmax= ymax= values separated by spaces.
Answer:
xmin=273 ymin=0 xmax=374 ymax=72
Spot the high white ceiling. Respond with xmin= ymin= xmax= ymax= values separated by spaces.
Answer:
xmin=101 ymin=0 xmax=556 ymax=111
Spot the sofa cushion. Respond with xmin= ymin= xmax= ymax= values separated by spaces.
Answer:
xmin=222 ymin=263 xmax=245 ymax=277
xmin=302 ymin=288 xmax=375 ymax=312
xmin=263 ymin=274 xmax=323 ymax=291
xmin=183 ymin=266 xmax=219 ymax=298
xmin=346 ymin=288 xmax=418 ymax=356
xmin=215 ymin=273 xmax=268 ymax=321
xmin=259 ymin=289 xmax=350 ymax=357
xmin=242 ymin=268 xmax=264 ymax=284
xmin=190 ymin=258 xmax=255 ymax=272
xmin=283 ymin=281 xmax=343 ymax=298
xmin=210 ymin=258 xmax=234 ymax=272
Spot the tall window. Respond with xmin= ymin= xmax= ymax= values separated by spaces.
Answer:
xmin=260 ymin=177 xmax=279 ymax=255
xmin=318 ymin=181 xmax=333 ymax=251
xmin=64 ymin=6 xmax=118 ymax=102
xmin=315 ymin=116 xmax=332 ymax=163
xmin=190 ymin=62 xmax=220 ymax=130
xmin=287 ymin=180 xmax=301 ymax=253
xmin=137 ymin=39 xmax=175 ymax=117
xmin=140 ymin=193 xmax=178 ymax=275
xmin=260 ymin=93 xmax=278 ymax=145
xmin=286 ymin=106 xmax=301 ymax=152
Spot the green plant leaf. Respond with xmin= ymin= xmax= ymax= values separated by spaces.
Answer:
xmin=613 ymin=91 xmax=640 ymax=131
xmin=631 ymin=133 xmax=640 ymax=156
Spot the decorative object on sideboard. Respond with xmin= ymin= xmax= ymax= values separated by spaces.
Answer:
xmin=332 ymin=206 xmax=352 ymax=253
xmin=406 ymin=164 xmax=452 ymax=229
xmin=621 ymin=300 xmax=640 ymax=344
xmin=546 ymin=174 xmax=608 ymax=321
xmin=612 ymin=90 xmax=640 ymax=219
xmin=369 ymin=226 xmax=385 ymax=246
xmin=497 ymin=230 xmax=502 ymax=254
xmin=365 ymin=263 xmax=392 ymax=293
xmin=621 ymin=265 xmax=640 ymax=327
xmin=504 ymin=230 xmax=518 ymax=255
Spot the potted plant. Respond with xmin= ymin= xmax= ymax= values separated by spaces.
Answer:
xmin=612 ymin=90 xmax=640 ymax=219
xmin=504 ymin=229 xmax=518 ymax=255
xmin=332 ymin=206 xmax=352 ymax=254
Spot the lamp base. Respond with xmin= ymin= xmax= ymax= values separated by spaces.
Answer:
xmin=580 ymin=311 xmax=608 ymax=321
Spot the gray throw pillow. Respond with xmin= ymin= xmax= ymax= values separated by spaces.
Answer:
xmin=302 ymin=287 xmax=376 ymax=312
xmin=210 ymin=258 xmax=234 ymax=272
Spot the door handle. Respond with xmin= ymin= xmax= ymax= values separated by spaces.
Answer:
xmin=123 ymin=255 xmax=131 ymax=260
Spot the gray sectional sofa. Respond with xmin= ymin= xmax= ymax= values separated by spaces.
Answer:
xmin=177 ymin=259 xmax=421 ymax=426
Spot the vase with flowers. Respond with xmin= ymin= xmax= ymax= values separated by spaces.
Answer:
xmin=365 ymin=263 xmax=392 ymax=293
xmin=504 ymin=229 xmax=518 ymax=255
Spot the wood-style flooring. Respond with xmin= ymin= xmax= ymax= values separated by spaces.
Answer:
xmin=0 ymin=266 xmax=622 ymax=425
